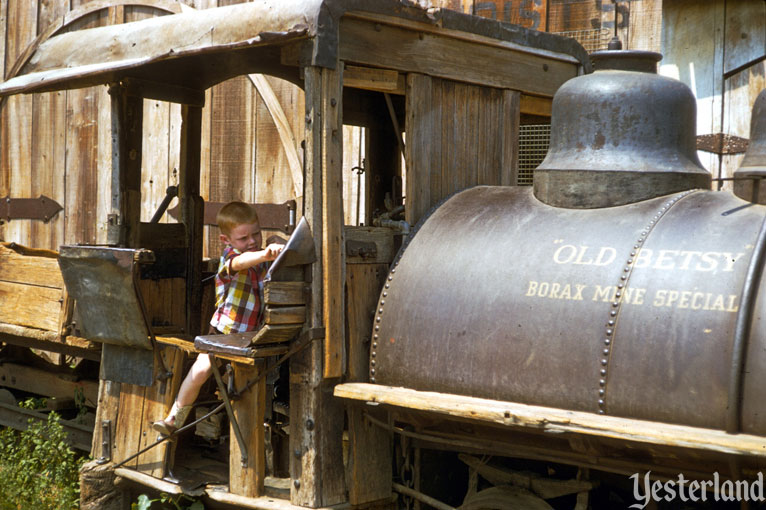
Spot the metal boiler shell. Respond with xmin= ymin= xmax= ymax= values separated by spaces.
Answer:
xmin=371 ymin=186 xmax=766 ymax=434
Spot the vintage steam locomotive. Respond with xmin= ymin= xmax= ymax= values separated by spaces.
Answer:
xmin=337 ymin=49 xmax=766 ymax=497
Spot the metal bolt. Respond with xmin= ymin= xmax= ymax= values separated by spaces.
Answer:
xmin=601 ymin=358 xmax=608 ymax=366
xmin=606 ymin=329 xmax=613 ymax=336
xmin=331 ymin=98 xmax=337 ymax=107
xmin=598 ymin=399 xmax=605 ymax=406
xmin=599 ymin=389 xmax=605 ymax=396
xmin=604 ymin=338 xmax=611 ymax=345
xmin=603 ymin=348 xmax=610 ymax=355
xmin=294 ymin=480 xmax=301 ymax=488
xmin=370 ymin=368 xmax=376 ymax=375
xmin=371 ymin=360 xmax=376 ymax=366
xmin=371 ymin=351 xmax=376 ymax=358
xmin=601 ymin=369 xmax=607 ymax=376
xmin=305 ymin=419 xmax=315 ymax=431
xmin=599 ymin=379 xmax=606 ymax=386
xmin=294 ymin=449 xmax=302 ymax=458
xmin=372 ymin=342 xmax=377 ymax=348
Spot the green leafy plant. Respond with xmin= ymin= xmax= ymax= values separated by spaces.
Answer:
xmin=0 ymin=399 xmax=85 ymax=510
xmin=132 ymin=492 xmax=205 ymax=510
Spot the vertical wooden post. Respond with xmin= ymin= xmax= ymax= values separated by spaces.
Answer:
xmin=346 ymin=264 xmax=392 ymax=505
xmin=229 ymin=361 xmax=266 ymax=497
xmin=290 ymin=64 xmax=346 ymax=508
xmin=500 ymin=90 xmax=520 ymax=187
xmin=179 ymin=105 xmax=203 ymax=336
xmin=108 ymin=84 xmax=142 ymax=248
xmin=322 ymin=62 xmax=345 ymax=379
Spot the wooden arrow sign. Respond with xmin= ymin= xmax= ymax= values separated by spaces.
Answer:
xmin=0 ymin=195 xmax=63 ymax=223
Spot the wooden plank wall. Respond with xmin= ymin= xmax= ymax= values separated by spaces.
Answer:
xmin=661 ymin=0 xmax=765 ymax=188
xmin=405 ymin=74 xmax=519 ymax=226
xmin=0 ymin=0 xmax=310 ymax=262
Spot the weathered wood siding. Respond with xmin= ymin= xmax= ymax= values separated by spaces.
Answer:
xmin=2 ymin=0 xmax=762 ymax=255
xmin=661 ymin=0 xmax=765 ymax=188
xmin=0 ymin=0 xmax=312 ymax=258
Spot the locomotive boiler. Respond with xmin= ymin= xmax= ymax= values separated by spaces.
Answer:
xmin=366 ymin=49 xmax=766 ymax=468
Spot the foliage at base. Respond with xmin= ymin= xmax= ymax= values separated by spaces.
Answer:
xmin=0 ymin=401 xmax=85 ymax=510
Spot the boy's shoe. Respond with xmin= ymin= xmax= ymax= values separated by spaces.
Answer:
xmin=152 ymin=419 xmax=177 ymax=436
xmin=152 ymin=402 xmax=192 ymax=436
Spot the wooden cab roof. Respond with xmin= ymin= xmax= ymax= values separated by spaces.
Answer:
xmin=0 ymin=0 xmax=589 ymax=99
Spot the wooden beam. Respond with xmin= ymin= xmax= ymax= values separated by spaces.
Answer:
xmin=343 ymin=65 xmax=405 ymax=95
xmin=344 ymin=226 xmax=396 ymax=265
xmin=0 ymin=401 xmax=92 ymax=451
xmin=339 ymin=18 xmax=577 ymax=98
xmin=205 ymin=490 xmax=351 ymax=510
xmin=519 ymin=94 xmax=551 ymax=117
xmin=290 ymin=65 xmax=346 ymax=508
xmin=108 ymin=85 xmax=143 ymax=247
xmin=248 ymin=74 xmax=304 ymax=198
xmin=335 ymin=383 xmax=766 ymax=458
xmin=0 ymin=362 xmax=98 ymax=405
xmin=0 ymin=326 xmax=100 ymax=362
xmin=320 ymin=64 xmax=345 ymax=379
xmin=229 ymin=362 xmax=266 ymax=497
xmin=264 ymin=281 xmax=306 ymax=306
xmin=345 ymin=264 xmax=391 ymax=505
xmin=179 ymin=105 xmax=203 ymax=336
xmin=121 ymin=77 xmax=205 ymax=107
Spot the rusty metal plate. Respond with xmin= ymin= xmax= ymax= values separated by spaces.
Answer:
xmin=372 ymin=186 xmax=766 ymax=434
xmin=58 ymin=246 xmax=153 ymax=350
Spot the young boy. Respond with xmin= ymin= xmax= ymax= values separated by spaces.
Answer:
xmin=153 ymin=201 xmax=284 ymax=435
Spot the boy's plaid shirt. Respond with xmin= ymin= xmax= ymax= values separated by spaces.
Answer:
xmin=209 ymin=245 xmax=267 ymax=334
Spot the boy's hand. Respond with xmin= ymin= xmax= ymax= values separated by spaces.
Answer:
xmin=263 ymin=243 xmax=284 ymax=261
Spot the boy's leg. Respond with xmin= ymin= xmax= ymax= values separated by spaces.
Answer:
xmin=153 ymin=353 xmax=214 ymax=434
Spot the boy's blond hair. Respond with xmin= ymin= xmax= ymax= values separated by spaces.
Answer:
xmin=216 ymin=201 xmax=260 ymax=236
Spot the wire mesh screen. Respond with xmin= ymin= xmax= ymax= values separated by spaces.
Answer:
xmin=518 ymin=124 xmax=551 ymax=186
xmin=553 ymin=28 xmax=611 ymax=53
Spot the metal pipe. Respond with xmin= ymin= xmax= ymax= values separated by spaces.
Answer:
xmin=150 ymin=185 xmax=178 ymax=223
xmin=727 ymin=212 xmax=766 ymax=433
xmin=393 ymin=483 xmax=455 ymax=510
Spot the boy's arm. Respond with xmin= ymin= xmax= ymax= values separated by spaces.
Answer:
xmin=230 ymin=244 xmax=283 ymax=272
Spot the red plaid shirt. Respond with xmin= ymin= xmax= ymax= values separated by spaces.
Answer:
xmin=209 ymin=245 xmax=267 ymax=334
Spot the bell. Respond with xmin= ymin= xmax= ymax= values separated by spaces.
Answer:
xmin=733 ymin=89 xmax=766 ymax=203
xmin=534 ymin=50 xmax=710 ymax=209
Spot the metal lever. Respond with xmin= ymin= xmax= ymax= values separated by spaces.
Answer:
xmin=150 ymin=185 xmax=178 ymax=223
xmin=210 ymin=357 xmax=249 ymax=466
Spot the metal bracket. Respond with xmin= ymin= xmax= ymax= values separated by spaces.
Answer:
xmin=697 ymin=133 xmax=749 ymax=155
xmin=96 ymin=419 xmax=112 ymax=464
xmin=167 ymin=199 xmax=297 ymax=234
xmin=0 ymin=195 xmax=63 ymax=224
